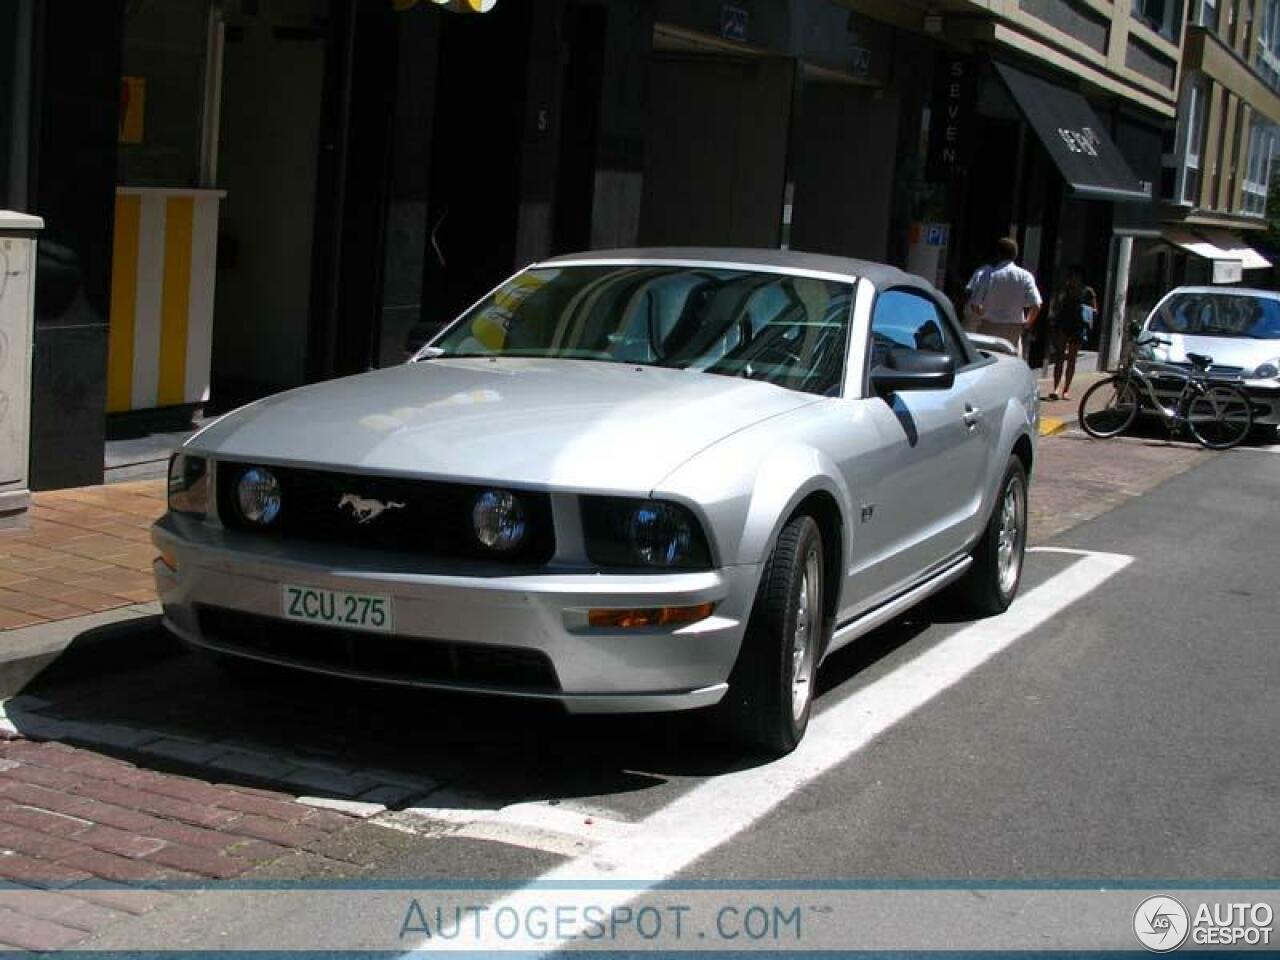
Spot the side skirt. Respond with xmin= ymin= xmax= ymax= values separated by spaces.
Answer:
xmin=823 ymin=555 xmax=973 ymax=659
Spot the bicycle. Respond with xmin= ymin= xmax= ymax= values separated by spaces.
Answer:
xmin=1077 ymin=333 xmax=1254 ymax=449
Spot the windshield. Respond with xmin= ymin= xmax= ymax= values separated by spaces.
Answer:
xmin=1149 ymin=292 xmax=1280 ymax=340
xmin=428 ymin=265 xmax=855 ymax=396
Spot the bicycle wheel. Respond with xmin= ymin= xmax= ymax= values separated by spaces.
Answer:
xmin=1078 ymin=375 xmax=1140 ymax=439
xmin=1186 ymin=384 xmax=1253 ymax=449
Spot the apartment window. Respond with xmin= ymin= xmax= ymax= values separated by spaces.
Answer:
xmin=1259 ymin=0 xmax=1280 ymax=90
xmin=1181 ymin=79 xmax=1207 ymax=204
xmin=1133 ymin=0 xmax=1184 ymax=39
xmin=1189 ymin=0 xmax=1217 ymax=28
xmin=1242 ymin=119 xmax=1277 ymax=216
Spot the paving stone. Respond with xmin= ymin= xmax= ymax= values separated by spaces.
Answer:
xmin=281 ymin=765 xmax=376 ymax=798
xmin=0 ymin=904 xmax=88 ymax=950
xmin=143 ymin=737 xmax=226 ymax=765
xmin=357 ymin=783 xmax=428 ymax=808
xmin=0 ymin=852 xmax=93 ymax=888
xmin=0 ymin=800 xmax=92 ymax=837
xmin=58 ymin=848 xmax=174 ymax=884
xmin=70 ymin=887 xmax=178 ymax=915
xmin=297 ymin=796 xmax=386 ymax=819
xmin=143 ymin=844 xmax=252 ymax=880
xmin=66 ymin=779 xmax=242 ymax=830
xmin=0 ymin=823 xmax=85 ymax=860
xmin=206 ymin=749 xmax=296 ymax=781
xmin=58 ymin=721 xmax=159 ymax=750
xmin=0 ymin=889 xmax=132 ymax=933
xmin=76 ymin=824 xmax=169 ymax=859
xmin=211 ymin=787 xmax=313 ymax=823
xmin=222 ymin=813 xmax=325 ymax=849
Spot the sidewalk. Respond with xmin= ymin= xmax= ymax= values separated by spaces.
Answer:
xmin=0 ymin=482 xmax=164 ymax=630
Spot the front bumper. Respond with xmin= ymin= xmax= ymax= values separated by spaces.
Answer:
xmin=152 ymin=516 xmax=760 ymax=714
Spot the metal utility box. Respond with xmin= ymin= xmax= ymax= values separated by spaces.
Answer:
xmin=0 ymin=211 xmax=43 ymax=526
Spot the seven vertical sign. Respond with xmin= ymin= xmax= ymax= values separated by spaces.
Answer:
xmin=927 ymin=55 xmax=976 ymax=180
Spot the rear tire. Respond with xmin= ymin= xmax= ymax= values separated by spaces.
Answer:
xmin=714 ymin=515 xmax=827 ymax=756
xmin=1078 ymin=375 xmax=1140 ymax=439
xmin=955 ymin=457 xmax=1028 ymax=617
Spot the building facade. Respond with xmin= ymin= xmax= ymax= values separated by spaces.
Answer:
xmin=1157 ymin=0 xmax=1280 ymax=291
xmin=2 ymin=0 xmax=1252 ymax=491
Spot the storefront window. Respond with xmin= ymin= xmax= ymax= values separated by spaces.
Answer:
xmin=118 ymin=0 xmax=211 ymax=187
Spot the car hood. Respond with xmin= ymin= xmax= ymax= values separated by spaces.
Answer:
xmin=188 ymin=358 xmax=820 ymax=493
xmin=1156 ymin=333 xmax=1280 ymax=372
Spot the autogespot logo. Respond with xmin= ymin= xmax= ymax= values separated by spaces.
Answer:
xmin=1133 ymin=896 xmax=1190 ymax=952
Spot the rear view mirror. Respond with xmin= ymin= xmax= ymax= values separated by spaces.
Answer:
xmin=870 ymin=349 xmax=955 ymax=395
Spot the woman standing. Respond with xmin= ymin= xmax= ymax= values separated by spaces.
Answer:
xmin=1048 ymin=268 xmax=1088 ymax=401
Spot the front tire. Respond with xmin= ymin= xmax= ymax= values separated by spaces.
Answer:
xmin=716 ymin=515 xmax=827 ymax=756
xmin=956 ymin=457 xmax=1028 ymax=616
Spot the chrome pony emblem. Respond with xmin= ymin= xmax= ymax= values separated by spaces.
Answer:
xmin=338 ymin=494 xmax=406 ymax=524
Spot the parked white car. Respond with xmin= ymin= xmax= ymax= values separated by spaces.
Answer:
xmin=1136 ymin=286 xmax=1280 ymax=436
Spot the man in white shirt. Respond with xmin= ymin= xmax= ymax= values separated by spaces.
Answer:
xmin=968 ymin=237 xmax=1042 ymax=356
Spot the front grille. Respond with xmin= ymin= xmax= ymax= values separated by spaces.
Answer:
xmin=197 ymin=607 xmax=561 ymax=692
xmin=216 ymin=462 xmax=555 ymax=565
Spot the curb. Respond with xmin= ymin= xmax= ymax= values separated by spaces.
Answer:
xmin=1039 ymin=416 xmax=1068 ymax=437
xmin=0 ymin=602 xmax=170 ymax=701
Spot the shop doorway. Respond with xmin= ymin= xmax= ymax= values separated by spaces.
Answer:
xmin=418 ymin=1 xmax=531 ymax=331
xmin=639 ymin=54 xmax=794 ymax=248
xmin=551 ymin=2 xmax=606 ymax=256
xmin=210 ymin=0 xmax=330 ymax=410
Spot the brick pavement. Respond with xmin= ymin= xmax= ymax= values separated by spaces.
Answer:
xmin=0 ymin=481 xmax=165 ymax=630
xmin=0 ymin=735 xmax=360 ymax=950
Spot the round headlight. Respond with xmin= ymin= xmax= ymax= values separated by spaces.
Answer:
xmin=1254 ymin=361 xmax=1280 ymax=379
xmin=236 ymin=467 xmax=282 ymax=526
xmin=473 ymin=490 xmax=527 ymax=552
xmin=628 ymin=502 xmax=693 ymax=567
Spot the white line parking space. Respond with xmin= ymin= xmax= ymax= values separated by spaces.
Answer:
xmin=401 ymin=548 xmax=1134 ymax=954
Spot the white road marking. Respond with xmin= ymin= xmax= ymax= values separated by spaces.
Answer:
xmin=402 ymin=549 xmax=1133 ymax=953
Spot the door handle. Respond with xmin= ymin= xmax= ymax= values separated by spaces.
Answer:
xmin=963 ymin=404 xmax=984 ymax=429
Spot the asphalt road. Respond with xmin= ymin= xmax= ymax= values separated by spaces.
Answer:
xmin=19 ymin=442 xmax=1279 ymax=950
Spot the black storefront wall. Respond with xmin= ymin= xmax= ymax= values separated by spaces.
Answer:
xmin=28 ymin=0 xmax=126 ymax=490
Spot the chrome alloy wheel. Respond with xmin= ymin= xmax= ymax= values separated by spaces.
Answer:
xmin=791 ymin=547 xmax=821 ymax=721
xmin=996 ymin=473 xmax=1026 ymax=596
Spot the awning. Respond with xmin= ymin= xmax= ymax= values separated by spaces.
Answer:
xmin=993 ymin=61 xmax=1150 ymax=203
xmin=1198 ymin=229 xmax=1272 ymax=270
xmin=1161 ymin=228 xmax=1272 ymax=284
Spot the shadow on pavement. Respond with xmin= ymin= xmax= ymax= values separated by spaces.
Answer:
xmin=3 ymin=600 xmax=968 ymax=812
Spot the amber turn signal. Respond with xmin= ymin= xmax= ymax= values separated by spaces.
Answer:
xmin=588 ymin=602 xmax=715 ymax=629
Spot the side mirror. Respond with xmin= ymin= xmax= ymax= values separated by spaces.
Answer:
xmin=870 ymin=348 xmax=955 ymax=396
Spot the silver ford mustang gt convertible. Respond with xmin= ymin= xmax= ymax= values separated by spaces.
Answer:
xmin=153 ymin=248 xmax=1038 ymax=755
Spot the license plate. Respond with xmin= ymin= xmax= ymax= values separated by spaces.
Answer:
xmin=281 ymin=584 xmax=393 ymax=633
